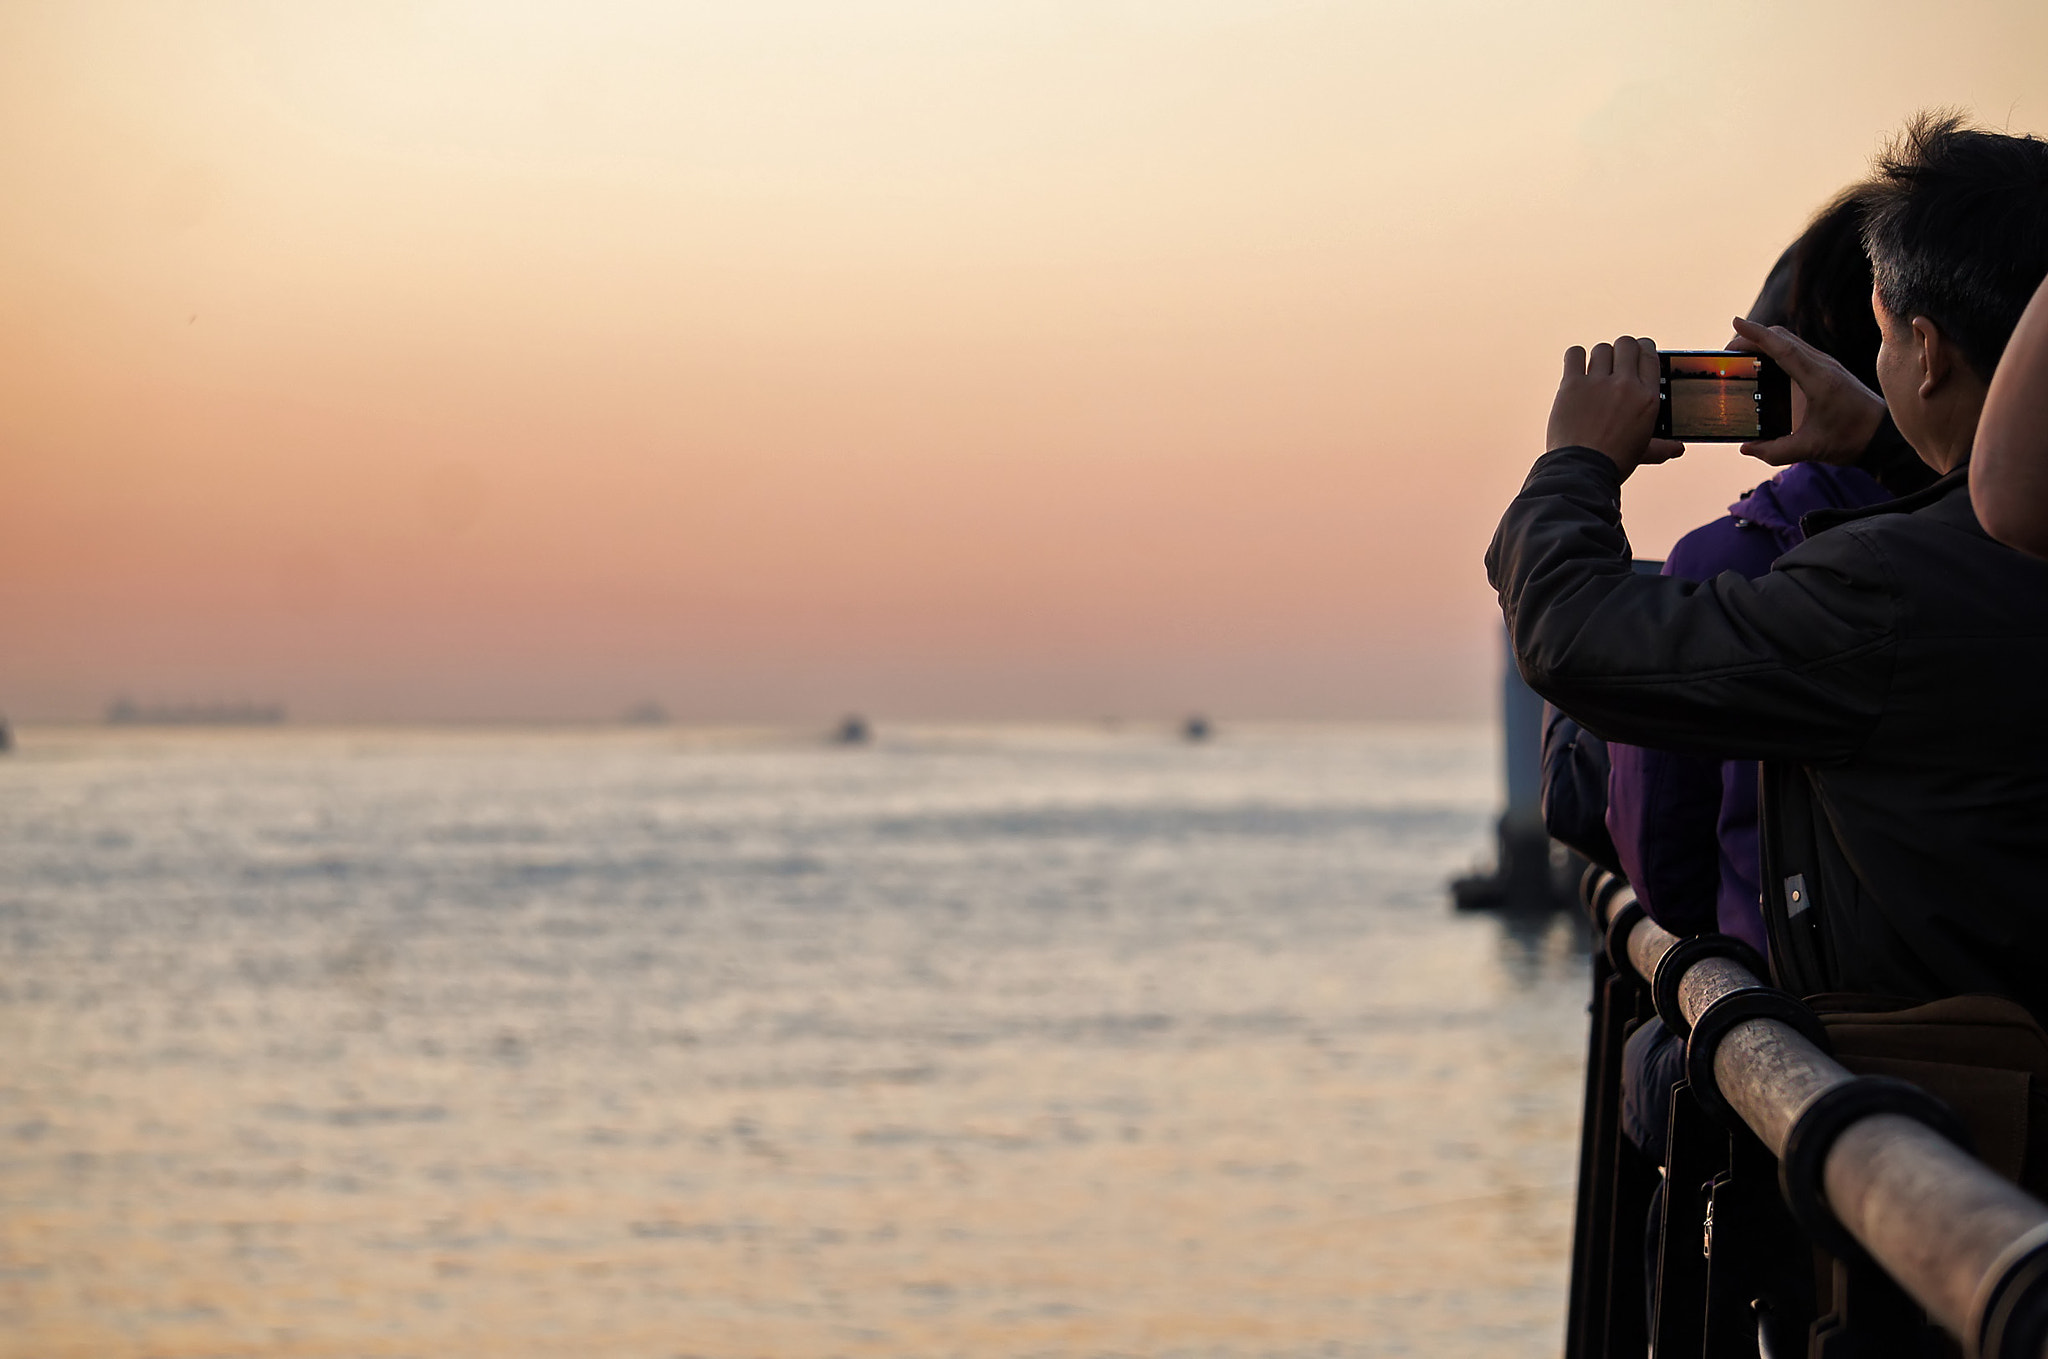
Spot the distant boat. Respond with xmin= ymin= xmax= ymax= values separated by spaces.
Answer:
xmin=1182 ymin=713 xmax=1212 ymax=742
xmin=620 ymin=701 xmax=669 ymax=725
xmin=834 ymin=714 xmax=871 ymax=745
xmin=106 ymin=697 xmax=285 ymax=726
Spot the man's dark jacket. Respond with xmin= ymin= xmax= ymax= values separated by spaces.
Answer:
xmin=1604 ymin=462 xmax=1890 ymax=958
xmin=1486 ymin=447 xmax=2048 ymax=1021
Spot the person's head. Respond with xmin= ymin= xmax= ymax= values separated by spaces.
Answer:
xmin=1861 ymin=112 xmax=2048 ymax=470
xmin=1788 ymin=191 xmax=1886 ymax=391
xmin=1747 ymin=190 xmax=1884 ymax=388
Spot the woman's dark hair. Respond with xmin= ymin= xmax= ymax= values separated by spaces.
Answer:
xmin=1860 ymin=110 xmax=2048 ymax=381
xmin=1746 ymin=190 xmax=1883 ymax=388
xmin=1747 ymin=188 xmax=1937 ymax=494
xmin=1788 ymin=192 xmax=1885 ymax=391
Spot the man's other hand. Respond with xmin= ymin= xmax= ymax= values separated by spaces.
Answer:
xmin=1730 ymin=317 xmax=1886 ymax=466
xmin=1545 ymin=335 xmax=1685 ymax=478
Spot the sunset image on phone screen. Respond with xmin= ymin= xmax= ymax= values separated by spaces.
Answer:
xmin=1666 ymin=353 xmax=1763 ymax=439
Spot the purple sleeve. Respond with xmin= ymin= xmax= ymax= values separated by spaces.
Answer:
xmin=1601 ymin=517 xmax=1763 ymax=936
xmin=1605 ymin=739 xmax=1721 ymax=936
xmin=1542 ymin=703 xmax=1620 ymax=872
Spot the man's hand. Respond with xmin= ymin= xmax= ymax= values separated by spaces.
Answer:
xmin=1546 ymin=335 xmax=1685 ymax=478
xmin=1729 ymin=317 xmax=1886 ymax=466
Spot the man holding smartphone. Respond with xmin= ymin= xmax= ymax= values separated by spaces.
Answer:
xmin=1486 ymin=115 xmax=2048 ymax=1017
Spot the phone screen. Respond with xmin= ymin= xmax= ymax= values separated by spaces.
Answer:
xmin=1658 ymin=351 xmax=1790 ymax=441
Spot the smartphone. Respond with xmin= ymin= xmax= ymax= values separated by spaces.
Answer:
xmin=1656 ymin=350 xmax=1792 ymax=442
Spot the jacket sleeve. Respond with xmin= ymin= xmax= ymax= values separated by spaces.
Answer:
xmin=1483 ymin=448 xmax=1896 ymax=763
xmin=1539 ymin=703 xmax=1620 ymax=872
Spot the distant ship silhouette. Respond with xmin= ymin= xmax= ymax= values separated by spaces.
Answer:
xmin=106 ymin=697 xmax=285 ymax=726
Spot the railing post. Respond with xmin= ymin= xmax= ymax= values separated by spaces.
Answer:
xmin=1698 ymin=1125 xmax=1817 ymax=1357
xmin=1565 ymin=943 xmax=1618 ymax=1359
xmin=1566 ymin=873 xmax=1657 ymax=1359
xmin=1812 ymin=1255 xmax=1946 ymax=1358
xmin=1653 ymin=1080 xmax=1722 ymax=1357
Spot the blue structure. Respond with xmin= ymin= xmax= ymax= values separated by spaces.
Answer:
xmin=1451 ymin=632 xmax=1567 ymax=910
xmin=1502 ymin=639 xmax=1546 ymax=839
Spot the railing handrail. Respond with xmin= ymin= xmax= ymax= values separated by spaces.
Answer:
xmin=1583 ymin=872 xmax=2048 ymax=1359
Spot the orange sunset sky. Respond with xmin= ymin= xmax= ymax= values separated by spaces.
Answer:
xmin=5 ymin=1 xmax=2048 ymax=722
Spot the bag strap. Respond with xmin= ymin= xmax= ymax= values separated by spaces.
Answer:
xmin=1758 ymin=759 xmax=1832 ymax=995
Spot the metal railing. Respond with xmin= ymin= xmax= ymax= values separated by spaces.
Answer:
xmin=1567 ymin=869 xmax=2048 ymax=1359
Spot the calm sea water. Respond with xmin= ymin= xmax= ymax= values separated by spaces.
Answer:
xmin=0 ymin=723 xmax=1589 ymax=1359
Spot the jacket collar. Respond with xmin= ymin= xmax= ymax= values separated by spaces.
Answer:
xmin=1800 ymin=463 xmax=1968 ymax=537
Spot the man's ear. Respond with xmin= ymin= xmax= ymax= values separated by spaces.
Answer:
xmin=1910 ymin=315 xmax=1953 ymax=398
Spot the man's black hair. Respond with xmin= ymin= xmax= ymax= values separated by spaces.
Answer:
xmin=1861 ymin=111 xmax=2048 ymax=380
